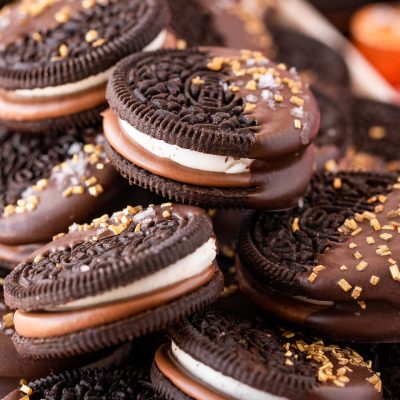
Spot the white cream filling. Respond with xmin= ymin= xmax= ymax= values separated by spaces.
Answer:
xmin=120 ymin=119 xmax=254 ymax=174
xmin=11 ymin=29 xmax=167 ymax=99
xmin=49 ymin=237 xmax=216 ymax=311
xmin=293 ymin=296 xmax=335 ymax=306
xmin=171 ymin=342 xmax=288 ymax=400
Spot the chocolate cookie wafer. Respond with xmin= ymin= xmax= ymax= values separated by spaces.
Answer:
xmin=4 ymin=367 xmax=164 ymax=400
xmin=152 ymin=305 xmax=383 ymax=400
xmin=0 ymin=0 xmax=171 ymax=132
xmin=237 ymin=171 xmax=400 ymax=342
xmin=104 ymin=47 xmax=320 ymax=210
xmin=4 ymin=204 xmax=223 ymax=359
xmin=0 ymin=127 xmax=129 ymax=270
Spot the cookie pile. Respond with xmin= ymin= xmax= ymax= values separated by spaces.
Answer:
xmin=1 ymin=1 xmax=400 ymax=399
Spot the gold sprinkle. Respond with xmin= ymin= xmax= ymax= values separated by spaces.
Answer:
xmin=82 ymin=0 xmax=96 ymax=8
xmin=161 ymin=202 xmax=172 ymax=208
xmin=358 ymin=301 xmax=367 ymax=310
xmin=389 ymin=264 xmax=400 ymax=281
xmin=333 ymin=380 xmax=345 ymax=388
xmin=177 ymin=39 xmax=187 ymax=50
xmin=308 ymin=272 xmax=318 ymax=283
xmin=85 ymin=176 xmax=98 ymax=187
xmin=55 ymin=6 xmax=72 ymax=23
xmin=244 ymin=103 xmax=257 ymax=113
xmin=291 ymin=217 xmax=300 ymax=232
xmin=245 ymin=80 xmax=257 ymax=90
xmin=389 ymin=258 xmax=397 ymax=265
xmin=370 ymin=276 xmax=380 ymax=285
xmin=162 ymin=210 xmax=171 ymax=218
xmin=285 ymin=359 xmax=294 ymax=366
xmin=375 ymin=204 xmax=384 ymax=213
xmin=340 ymin=265 xmax=348 ymax=271
xmin=333 ymin=178 xmax=342 ymax=189
xmin=191 ymin=76 xmax=205 ymax=85
xmin=96 ymin=163 xmax=105 ymax=170
xmin=32 ymin=32 xmax=42 ymax=41
xmin=324 ymin=160 xmax=337 ymax=172
xmin=59 ymin=43 xmax=69 ymax=58
xmin=53 ymin=233 xmax=65 ymax=241
xmin=88 ymin=184 xmax=104 ymax=197
xmin=380 ymin=233 xmax=393 ymax=241
xmin=351 ymin=286 xmax=362 ymax=299
xmin=207 ymin=57 xmax=224 ymax=71
xmin=366 ymin=237 xmax=375 ymax=244
xmin=294 ymin=119 xmax=302 ymax=129
xmin=3 ymin=204 xmax=16 ymax=217
xmin=274 ymin=94 xmax=283 ymax=102
xmin=353 ymin=251 xmax=362 ymax=260
xmin=229 ymin=85 xmax=240 ymax=92
xmin=92 ymin=38 xmax=106 ymax=47
xmin=378 ymin=195 xmax=387 ymax=203
xmin=33 ymin=255 xmax=44 ymax=264
xmin=313 ymin=265 xmax=325 ymax=273
xmin=290 ymin=96 xmax=304 ymax=106
xmin=72 ymin=185 xmax=84 ymax=194
xmin=134 ymin=223 xmax=141 ymax=233
xmin=282 ymin=331 xmax=295 ymax=338
xmin=2 ymin=312 xmax=14 ymax=329
xmin=85 ymin=29 xmax=99 ymax=43
xmin=370 ymin=218 xmax=381 ymax=231
xmin=20 ymin=384 xmax=33 ymax=395
xmin=338 ymin=279 xmax=352 ymax=292
xmin=349 ymin=242 xmax=358 ymax=249
xmin=356 ymin=261 xmax=368 ymax=271
xmin=376 ymin=245 xmax=391 ymax=256
xmin=368 ymin=126 xmax=386 ymax=140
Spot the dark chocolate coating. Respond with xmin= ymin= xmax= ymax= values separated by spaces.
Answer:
xmin=237 ymin=171 xmax=400 ymax=342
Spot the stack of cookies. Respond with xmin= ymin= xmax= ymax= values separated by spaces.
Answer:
xmin=1 ymin=1 xmax=400 ymax=399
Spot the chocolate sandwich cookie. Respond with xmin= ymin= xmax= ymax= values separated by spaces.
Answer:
xmin=104 ymin=47 xmax=320 ymax=209
xmin=4 ymin=367 xmax=165 ymax=400
xmin=152 ymin=306 xmax=382 ymax=400
xmin=237 ymin=171 xmax=400 ymax=342
xmin=0 ymin=286 xmax=128 ymax=398
xmin=0 ymin=127 xmax=128 ymax=270
xmin=337 ymin=98 xmax=400 ymax=173
xmin=4 ymin=204 xmax=223 ymax=359
xmin=0 ymin=0 xmax=171 ymax=133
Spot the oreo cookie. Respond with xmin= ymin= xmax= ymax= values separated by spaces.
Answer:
xmin=0 ymin=126 xmax=129 ymax=270
xmin=4 ymin=367 xmax=164 ymax=400
xmin=104 ymin=47 xmax=320 ymax=210
xmin=237 ymin=171 xmax=400 ymax=342
xmin=337 ymin=98 xmax=400 ymax=173
xmin=0 ymin=0 xmax=170 ymax=132
xmin=0 ymin=285 xmax=125 ymax=398
xmin=4 ymin=204 xmax=223 ymax=359
xmin=152 ymin=305 xmax=383 ymax=400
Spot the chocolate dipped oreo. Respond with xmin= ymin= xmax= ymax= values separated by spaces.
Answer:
xmin=0 ymin=127 xmax=128 ymax=270
xmin=152 ymin=305 xmax=382 ymax=400
xmin=237 ymin=171 xmax=400 ymax=342
xmin=0 ymin=285 xmax=126 ymax=398
xmin=0 ymin=0 xmax=171 ymax=132
xmin=104 ymin=47 xmax=320 ymax=210
xmin=336 ymin=98 xmax=400 ymax=173
xmin=4 ymin=367 xmax=164 ymax=400
xmin=4 ymin=204 xmax=223 ymax=359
